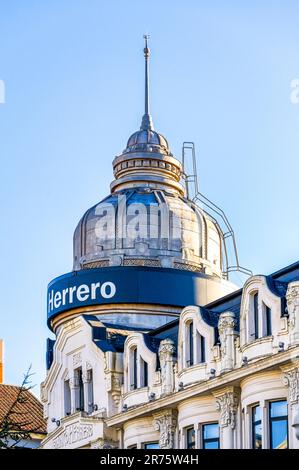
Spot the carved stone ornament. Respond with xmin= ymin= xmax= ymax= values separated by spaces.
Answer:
xmin=283 ymin=367 xmax=299 ymax=404
xmin=40 ymin=382 xmax=47 ymax=403
xmin=153 ymin=409 xmax=178 ymax=449
xmin=216 ymin=391 xmax=239 ymax=429
xmin=73 ymin=352 xmax=82 ymax=367
xmin=286 ymin=282 xmax=299 ymax=330
xmin=218 ymin=312 xmax=236 ymax=357
xmin=158 ymin=339 xmax=176 ymax=396
xmin=90 ymin=438 xmax=117 ymax=449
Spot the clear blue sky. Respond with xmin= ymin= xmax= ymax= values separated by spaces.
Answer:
xmin=0 ymin=0 xmax=299 ymax=393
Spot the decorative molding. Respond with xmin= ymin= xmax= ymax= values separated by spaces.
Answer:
xmin=159 ymin=339 xmax=176 ymax=396
xmin=214 ymin=389 xmax=240 ymax=429
xmin=283 ymin=367 xmax=299 ymax=404
xmin=153 ymin=409 xmax=178 ymax=449
xmin=286 ymin=282 xmax=299 ymax=331
xmin=90 ymin=438 xmax=118 ymax=449
xmin=218 ymin=311 xmax=236 ymax=357
xmin=73 ymin=352 xmax=82 ymax=368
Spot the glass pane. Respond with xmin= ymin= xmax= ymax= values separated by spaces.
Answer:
xmin=203 ymin=423 xmax=219 ymax=439
xmin=204 ymin=440 xmax=219 ymax=449
xmin=144 ymin=442 xmax=159 ymax=449
xmin=270 ymin=420 xmax=288 ymax=449
xmin=187 ymin=428 xmax=195 ymax=448
xmin=270 ymin=401 xmax=287 ymax=418
xmin=252 ymin=405 xmax=261 ymax=423
xmin=253 ymin=423 xmax=262 ymax=449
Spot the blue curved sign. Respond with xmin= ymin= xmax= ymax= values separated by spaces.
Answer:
xmin=47 ymin=266 xmax=209 ymax=328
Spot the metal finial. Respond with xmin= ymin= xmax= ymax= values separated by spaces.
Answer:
xmin=141 ymin=34 xmax=153 ymax=130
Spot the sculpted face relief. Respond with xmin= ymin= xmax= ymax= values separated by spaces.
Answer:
xmin=48 ymin=281 xmax=116 ymax=313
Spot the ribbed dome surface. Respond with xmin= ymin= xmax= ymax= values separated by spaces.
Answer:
xmin=126 ymin=129 xmax=169 ymax=154
xmin=73 ymin=187 xmax=223 ymax=277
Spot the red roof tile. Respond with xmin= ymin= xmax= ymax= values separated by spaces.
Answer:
xmin=0 ymin=384 xmax=46 ymax=434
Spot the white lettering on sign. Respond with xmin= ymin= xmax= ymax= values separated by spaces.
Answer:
xmin=48 ymin=281 xmax=116 ymax=313
xmin=53 ymin=423 xmax=93 ymax=449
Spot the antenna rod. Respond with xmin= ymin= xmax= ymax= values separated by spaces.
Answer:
xmin=144 ymin=34 xmax=150 ymax=115
xmin=141 ymin=34 xmax=153 ymax=130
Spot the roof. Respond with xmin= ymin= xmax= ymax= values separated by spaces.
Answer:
xmin=0 ymin=384 xmax=46 ymax=435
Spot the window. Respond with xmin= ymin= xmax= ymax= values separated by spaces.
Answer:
xmin=141 ymin=358 xmax=148 ymax=388
xmin=187 ymin=321 xmax=194 ymax=366
xmin=269 ymin=400 xmax=288 ymax=449
xmin=198 ymin=333 xmax=206 ymax=363
xmin=186 ymin=427 xmax=195 ymax=449
xmin=64 ymin=379 xmax=71 ymax=416
xmin=144 ymin=442 xmax=159 ymax=449
xmin=76 ymin=368 xmax=84 ymax=411
xmin=130 ymin=347 xmax=138 ymax=390
xmin=202 ymin=423 xmax=220 ymax=449
xmin=86 ymin=369 xmax=94 ymax=414
xmin=253 ymin=292 xmax=259 ymax=339
xmin=264 ymin=304 xmax=272 ymax=336
xmin=252 ymin=405 xmax=262 ymax=449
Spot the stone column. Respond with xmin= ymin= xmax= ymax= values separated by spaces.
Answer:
xmin=286 ymin=282 xmax=299 ymax=346
xmin=218 ymin=311 xmax=236 ymax=373
xmin=158 ymin=339 xmax=176 ymax=396
xmin=282 ymin=364 xmax=299 ymax=449
xmin=153 ymin=409 xmax=178 ymax=449
xmin=213 ymin=387 xmax=240 ymax=449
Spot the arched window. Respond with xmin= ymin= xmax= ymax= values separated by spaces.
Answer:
xmin=185 ymin=321 xmax=206 ymax=367
xmin=248 ymin=292 xmax=272 ymax=342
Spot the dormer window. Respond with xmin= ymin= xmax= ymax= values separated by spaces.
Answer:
xmin=248 ymin=292 xmax=273 ymax=342
xmin=129 ymin=346 xmax=149 ymax=390
xmin=185 ymin=321 xmax=206 ymax=367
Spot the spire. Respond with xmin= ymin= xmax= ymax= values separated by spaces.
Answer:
xmin=141 ymin=34 xmax=154 ymax=130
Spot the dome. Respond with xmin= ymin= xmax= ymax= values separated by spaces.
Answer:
xmin=73 ymin=187 xmax=223 ymax=278
xmin=125 ymin=129 xmax=170 ymax=155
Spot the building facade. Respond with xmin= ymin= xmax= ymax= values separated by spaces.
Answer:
xmin=41 ymin=39 xmax=299 ymax=450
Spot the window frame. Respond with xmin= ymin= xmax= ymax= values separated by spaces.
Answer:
xmin=268 ymin=400 xmax=288 ymax=449
xmin=253 ymin=292 xmax=259 ymax=340
xmin=185 ymin=426 xmax=195 ymax=449
xmin=202 ymin=422 xmax=220 ymax=449
xmin=143 ymin=442 xmax=159 ymax=449
xmin=251 ymin=403 xmax=262 ymax=449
